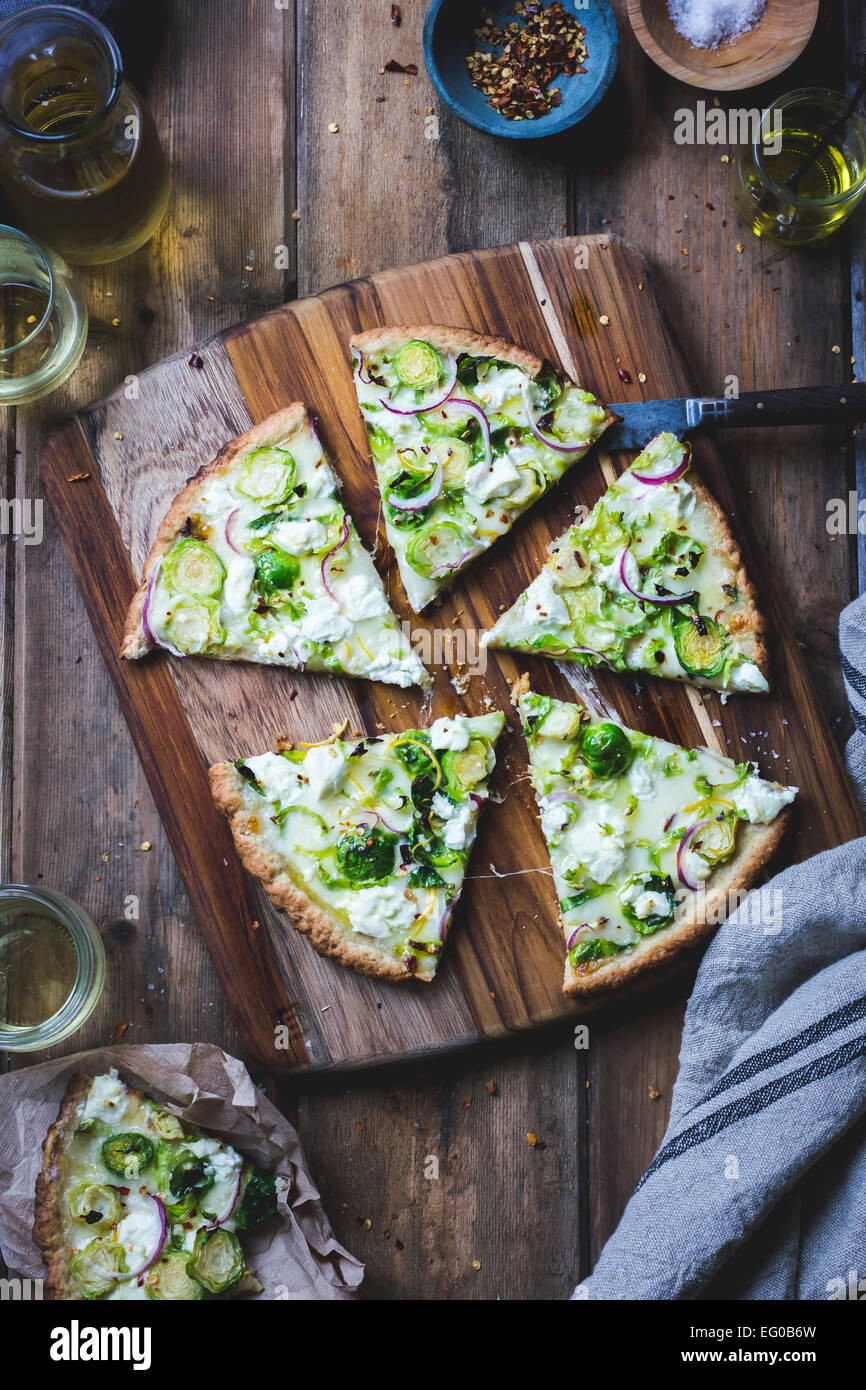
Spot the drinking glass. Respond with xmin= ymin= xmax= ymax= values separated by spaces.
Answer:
xmin=0 ymin=224 xmax=87 ymax=404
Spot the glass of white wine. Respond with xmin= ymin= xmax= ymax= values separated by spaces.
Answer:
xmin=0 ymin=223 xmax=87 ymax=404
xmin=0 ymin=884 xmax=105 ymax=1051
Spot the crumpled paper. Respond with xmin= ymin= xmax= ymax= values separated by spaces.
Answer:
xmin=0 ymin=1042 xmax=363 ymax=1300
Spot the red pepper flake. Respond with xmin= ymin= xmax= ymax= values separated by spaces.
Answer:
xmin=109 ymin=1020 xmax=130 ymax=1043
xmin=485 ymin=1081 xmax=497 ymax=1095
xmin=391 ymin=3 xmax=401 ymax=24
xmin=461 ymin=1096 xmax=472 ymax=1110
xmin=617 ymin=366 xmax=632 ymax=384
xmin=188 ymin=353 xmax=204 ymax=369
xmin=384 ymin=59 xmax=418 ymax=75
xmin=251 ymin=919 xmax=260 ymax=931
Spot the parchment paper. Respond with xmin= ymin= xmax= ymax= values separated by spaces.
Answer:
xmin=0 ymin=1042 xmax=363 ymax=1300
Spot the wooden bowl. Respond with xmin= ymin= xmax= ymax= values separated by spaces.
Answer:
xmin=627 ymin=0 xmax=819 ymax=91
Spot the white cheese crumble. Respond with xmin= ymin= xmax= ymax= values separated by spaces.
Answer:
xmin=431 ymin=793 xmax=474 ymax=849
xmin=273 ymin=518 xmax=327 ymax=554
xmin=561 ymin=808 xmax=628 ymax=883
xmin=429 ymin=717 xmax=470 ymax=751
xmin=729 ymin=660 xmax=769 ymax=693
xmin=465 ymin=454 xmax=521 ymax=503
xmin=303 ymin=743 xmax=349 ymax=799
xmin=735 ymin=775 xmax=797 ymax=824
xmin=540 ymin=800 xmax=570 ymax=840
xmin=627 ymin=759 xmax=656 ymax=798
xmin=341 ymin=882 xmax=418 ymax=938
xmin=523 ymin=570 xmax=570 ymax=628
xmin=333 ymin=573 xmax=390 ymax=619
xmin=298 ymin=595 xmax=351 ymax=645
xmin=80 ymin=1069 xmax=127 ymax=1125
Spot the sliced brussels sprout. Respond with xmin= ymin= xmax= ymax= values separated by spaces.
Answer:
xmin=366 ymin=423 xmax=395 ymax=465
xmin=579 ymin=722 xmax=634 ymax=779
xmin=536 ymin=703 xmax=583 ymax=741
xmin=252 ymin=543 xmax=301 ymax=599
xmin=690 ymin=813 xmax=737 ymax=865
xmin=70 ymin=1236 xmax=128 ymax=1299
xmin=550 ymin=388 xmax=607 ymax=443
xmin=235 ymin=446 xmax=296 ymax=507
xmin=569 ymin=936 xmax=623 ymax=968
xmin=393 ymin=340 xmax=442 ymax=391
xmin=503 ymin=462 xmax=546 ymax=509
xmin=145 ymin=1250 xmax=204 ymax=1301
xmin=146 ymin=1104 xmax=185 ymax=1141
xmin=66 ymin=1182 xmax=122 ymax=1231
xmin=162 ymin=539 xmax=226 ymax=598
xmin=549 ymin=539 xmax=591 ymax=588
xmin=101 ymin=1132 xmax=155 ymax=1179
xmin=162 ymin=596 xmax=226 ymax=654
xmin=235 ymin=1167 xmax=277 ymax=1230
xmin=334 ymin=826 xmax=398 ymax=884
xmin=442 ymin=738 xmax=490 ymax=796
xmin=429 ymin=435 xmax=473 ymax=488
xmin=674 ymin=614 xmax=727 ymax=679
xmin=619 ymin=872 xmax=676 ymax=935
xmin=405 ymin=521 xmax=471 ymax=579
xmin=186 ymin=1227 xmax=244 ymax=1295
xmin=168 ymin=1146 xmax=215 ymax=1201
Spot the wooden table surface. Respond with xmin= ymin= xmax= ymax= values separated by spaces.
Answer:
xmin=1 ymin=0 xmax=861 ymax=1299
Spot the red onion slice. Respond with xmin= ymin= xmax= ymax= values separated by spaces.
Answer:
xmin=387 ymin=460 xmax=443 ymax=512
xmin=446 ymin=397 xmax=491 ymax=468
xmin=520 ymin=379 xmax=589 ymax=454
xmin=141 ymin=569 xmax=188 ymax=659
xmin=676 ymin=821 xmax=711 ymax=891
xmin=352 ymin=350 xmax=372 ymax=386
xmin=116 ymin=1195 xmax=166 ymax=1282
xmin=351 ymin=808 xmax=403 ymax=836
xmin=321 ymin=516 xmax=350 ymax=601
xmin=631 ymin=443 xmax=690 ymax=485
xmin=225 ymin=507 xmax=246 ymax=556
xmin=566 ymin=926 xmax=591 ymax=950
xmin=428 ymin=546 xmax=477 ymax=578
xmin=379 ymin=354 xmax=458 ymax=416
xmin=616 ymin=539 xmax=696 ymax=609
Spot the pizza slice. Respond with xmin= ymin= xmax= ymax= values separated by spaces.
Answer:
xmin=122 ymin=404 xmax=428 ymax=688
xmin=210 ymin=711 xmax=505 ymax=981
xmin=513 ymin=677 xmax=796 ymax=1000
xmin=34 ymin=1069 xmax=280 ymax=1300
xmin=350 ymin=326 xmax=615 ymax=612
xmin=484 ymin=432 xmax=768 ymax=694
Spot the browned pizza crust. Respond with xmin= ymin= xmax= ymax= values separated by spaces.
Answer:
xmin=350 ymin=325 xmax=545 ymax=379
xmin=209 ymin=761 xmax=431 ymax=983
xmin=121 ymin=403 xmax=310 ymax=660
xmin=33 ymin=1072 xmax=92 ymax=1301
xmin=561 ymin=807 xmax=792 ymax=1003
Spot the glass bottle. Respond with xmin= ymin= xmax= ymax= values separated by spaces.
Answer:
xmin=0 ymin=4 xmax=171 ymax=265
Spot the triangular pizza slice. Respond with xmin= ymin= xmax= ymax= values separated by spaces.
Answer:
xmin=350 ymin=325 xmax=614 ymax=612
xmin=122 ymin=404 xmax=428 ymax=688
xmin=513 ymin=678 xmax=796 ymax=1000
xmin=485 ymin=432 xmax=768 ymax=694
xmin=210 ymin=711 xmax=505 ymax=981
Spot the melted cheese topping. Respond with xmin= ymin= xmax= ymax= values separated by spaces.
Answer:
xmin=485 ymin=433 xmax=768 ymax=694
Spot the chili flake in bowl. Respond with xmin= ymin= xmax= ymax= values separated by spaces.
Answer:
xmin=424 ymin=0 xmax=618 ymax=140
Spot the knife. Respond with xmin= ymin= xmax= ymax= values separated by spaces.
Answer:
xmin=602 ymin=384 xmax=866 ymax=451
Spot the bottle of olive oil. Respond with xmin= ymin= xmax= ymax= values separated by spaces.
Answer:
xmin=0 ymin=7 xmax=170 ymax=265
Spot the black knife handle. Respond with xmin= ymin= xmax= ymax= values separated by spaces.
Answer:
xmin=697 ymin=385 xmax=866 ymax=429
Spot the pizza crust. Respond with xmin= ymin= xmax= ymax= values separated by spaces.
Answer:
xmin=209 ymin=762 xmax=431 ymax=983
xmin=350 ymin=325 xmax=545 ymax=380
xmin=121 ymin=404 xmax=310 ymax=660
xmin=33 ymin=1073 xmax=92 ymax=1301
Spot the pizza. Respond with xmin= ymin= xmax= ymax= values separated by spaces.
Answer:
xmin=484 ymin=432 xmax=768 ymax=694
xmin=209 ymin=712 xmax=505 ymax=981
xmin=122 ymin=404 xmax=428 ymax=688
xmin=513 ymin=677 xmax=796 ymax=1000
xmin=34 ymin=1069 xmax=279 ymax=1300
xmin=350 ymin=326 xmax=615 ymax=612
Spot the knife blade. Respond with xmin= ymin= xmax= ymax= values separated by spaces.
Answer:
xmin=601 ymin=385 xmax=866 ymax=452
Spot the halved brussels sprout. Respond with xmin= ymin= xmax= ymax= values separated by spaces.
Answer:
xmin=252 ymin=543 xmax=301 ymax=599
xmin=147 ymin=1104 xmax=185 ymax=1141
xmin=442 ymin=738 xmax=489 ymax=796
xmin=145 ymin=1250 xmax=204 ymax=1300
xmin=536 ymin=703 xmax=583 ymax=741
xmin=101 ymin=1132 xmax=155 ymax=1179
xmin=549 ymin=540 xmax=591 ymax=588
xmin=579 ymin=722 xmax=634 ymax=779
xmin=550 ymin=388 xmax=606 ymax=443
xmin=186 ymin=1227 xmax=244 ymax=1295
xmin=67 ymin=1182 xmax=122 ymax=1231
xmin=430 ymin=436 xmax=473 ymax=488
xmin=405 ymin=521 xmax=471 ymax=579
xmin=334 ymin=826 xmax=398 ymax=884
xmin=569 ymin=936 xmax=622 ymax=969
xmin=162 ymin=539 xmax=226 ymax=598
xmin=674 ymin=614 xmax=727 ymax=679
xmin=235 ymin=447 xmax=296 ymax=507
xmin=235 ymin=1167 xmax=277 ymax=1230
xmin=690 ymin=813 xmax=737 ymax=865
xmin=394 ymin=340 xmax=442 ymax=391
xmin=619 ymin=873 xmax=676 ymax=935
xmin=71 ymin=1236 xmax=128 ymax=1299
xmin=162 ymin=596 xmax=226 ymax=654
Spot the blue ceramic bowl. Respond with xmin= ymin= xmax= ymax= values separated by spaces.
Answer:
xmin=423 ymin=0 xmax=618 ymax=140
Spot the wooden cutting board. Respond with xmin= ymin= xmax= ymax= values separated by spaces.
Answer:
xmin=39 ymin=235 xmax=864 ymax=1074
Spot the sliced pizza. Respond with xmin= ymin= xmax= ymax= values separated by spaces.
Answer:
xmin=122 ymin=404 xmax=428 ymax=688
xmin=210 ymin=712 xmax=505 ymax=981
xmin=350 ymin=326 xmax=615 ymax=612
xmin=513 ymin=677 xmax=796 ymax=1000
xmin=484 ymin=432 xmax=768 ymax=694
xmin=34 ymin=1069 xmax=280 ymax=1300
